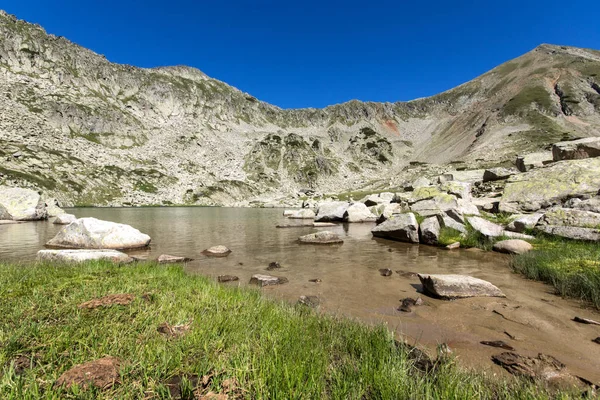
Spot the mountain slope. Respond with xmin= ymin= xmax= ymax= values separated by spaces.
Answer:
xmin=0 ymin=10 xmax=599 ymax=206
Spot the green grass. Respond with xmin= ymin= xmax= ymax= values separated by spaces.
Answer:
xmin=0 ymin=261 xmax=562 ymax=399
xmin=502 ymin=86 xmax=554 ymax=116
xmin=512 ymin=235 xmax=600 ymax=309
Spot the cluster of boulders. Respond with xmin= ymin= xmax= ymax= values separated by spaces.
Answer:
xmin=0 ymin=186 xmax=66 ymax=221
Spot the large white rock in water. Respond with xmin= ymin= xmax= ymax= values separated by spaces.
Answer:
xmin=0 ymin=187 xmax=47 ymax=221
xmin=371 ymin=213 xmax=419 ymax=243
xmin=44 ymin=198 xmax=66 ymax=217
xmin=315 ymin=201 xmax=350 ymax=222
xmin=53 ymin=213 xmax=77 ymax=225
xmin=37 ymin=249 xmax=133 ymax=263
xmin=418 ymin=274 xmax=506 ymax=299
xmin=288 ymin=209 xmax=316 ymax=219
xmin=46 ymin=218 xmax=151 ymax=249
xmin=344 ymin=203 xmax=377 ymax=222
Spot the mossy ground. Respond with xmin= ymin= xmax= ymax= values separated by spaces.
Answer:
xmin=0 ymin=261 xmax=562 ymax=399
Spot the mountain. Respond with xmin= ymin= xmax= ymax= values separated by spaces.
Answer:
xmin=1 ymin=10 xmax=599 ymax=206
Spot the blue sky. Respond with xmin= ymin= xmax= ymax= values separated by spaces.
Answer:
xmin=2 ymin=1 xmax=599 ymax=109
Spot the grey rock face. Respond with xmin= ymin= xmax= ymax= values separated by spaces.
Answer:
xmin=37 ymin=249 xmax=133 ymax=263
xmin=492 ymin=239 xmax=533 ymax=255
xmin=0 ymin=187 xmax=47 ymax=221
xmin=572 ymin=197 xmax=600 ymax=213
xmin=343 ymin=203 xmax=377 ymax=222
xmin=410 ymin=195 xmax=458 ymax=215
xmin=53 ymin=213 xmax=77 ymax=225
xmin=315 ymin=202 xmax=350 ymax=222
xmin=466 ymin=216 xmax=504 ymax=238
xmin=540 ymin=208 xmax=600 ymax=228
xmin=418 ymin=274 xmax=506 ymax=299
xmin=371 ymin=213 xmax=419 ymax=243
xmin=536 ymin=225 xmax=600 ymax=242
xmin=552 ymin=137 xmax=600 ymax=161
xmin=46 ymin=217 xmax=151 ymax=249
xmin=411 ymin=177 xmax=431 ymax=189
xmin=298 ymin=230 xmax=343 ymax=244
xmin=419 ymin=216 xmax=440 ymax=245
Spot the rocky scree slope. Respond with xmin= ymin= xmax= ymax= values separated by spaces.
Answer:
xmin=0 ymin=10 xmax=599 ymax=206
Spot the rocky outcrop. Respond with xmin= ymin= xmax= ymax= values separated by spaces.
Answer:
xmin=298 ymin=231 xmax=343 ymax=244
xmin=45 ymin=217 xmax=151 ymax=249
xmin=343 ymin=203 xmax=377 ymax=222
xmin=0 ymin=187 xmax=47 ymax=221
xmin=371 ymin=213 xmax=419 ymax=243
xmin=37 ymin=249 xmax=133 ymax=263
xmin=315 ymin=202 xmax=350 ymax=222
xmin=539 ymin=207 xmax=600 ymax=228
xmin=535 ymin=225 xmax=600 ymax=241
xmin=53 ymin=213 xmax=76 ymax=225
xmin=418 ymin=274 xmax=506 ymax=299
xmin=552 ymin=137 xmax=600 ymax=161
xmin=492 ymin=239 xmax=533 ymax=255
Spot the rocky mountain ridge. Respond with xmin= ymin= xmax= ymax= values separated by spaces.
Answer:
xmin=1 ymin=10 xmax=599 ymax=206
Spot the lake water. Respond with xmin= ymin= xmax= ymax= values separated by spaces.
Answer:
xmin=2 ymin=207 xmax=600 ymax=381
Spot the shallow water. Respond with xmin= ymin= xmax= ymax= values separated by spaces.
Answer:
xmin=2 ymin=207 xmax=600 ymax=381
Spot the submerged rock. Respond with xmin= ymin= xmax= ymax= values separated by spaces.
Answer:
xmin=343 ymin=203 xmax=377 ymax=222
xmin=398 ymin=297 xmax=423 ymax=312
xmin=418 ymin=274 xmax=505 ymax=299
xmin=46 ymin=218 xmax=151 ymax=249
xmin=492 ymin=239 xmax=533 ymax=255
xmin=0 ymin=187 xmax=47 ymax=221
xmin=202 ymin=245 xmax=232 ymax=257
xmin=315 ymin=201 xmax=350 ymax=222
xmin=249 ymin=274 xmax=288 ymax=287
xmin=37 ymin=249 xmax=133 ymax=263
xmin=266 ymin=261 xmax=281 ymax=270
xmin=379 ymin=268 xmax=393 ymax=277
xmin=298 ymin=231 xmax=343 ymax=244
xmin=53 ymin=213 xmax=76 ymax=225
xmin=371 ymin=213 xmax=419 ymax=243
xmin=480 ymin=341 xmax=515 ymax=351
xmin=157 ymin=254 xmax=193 ymax=264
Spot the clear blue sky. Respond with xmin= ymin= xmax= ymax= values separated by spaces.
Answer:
xmin=2 ymin=1 xmax=599 ymax=109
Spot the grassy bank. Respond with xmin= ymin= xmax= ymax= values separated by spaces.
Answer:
xmin=0 ymin=261 xmax=561 ymax=399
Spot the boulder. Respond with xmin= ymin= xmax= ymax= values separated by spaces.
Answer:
xmin=249 ymin=274 xmax=288 ymax=287
xmin=288 ymin=209 xmax=316 ymax=219
xmin=283 ymin=210 xmax=296 ymax=216
xmin=441 ymin=181 xmax=471 ymax=200
xmin=344 ymin=203 xmax=377 ymax=222
xmin=418 ymin=274 xmax=506 ymax=299
xmin=552 ymin=137 xmax=600 ymax=161
xmin=539 ymin=208 xmax=600 ymax=228
xmin=573 ymin=197 xmax=600 ymax=213
xmin=500 ymin=158 xmax=600 ymax=213
xmin=419 ymin=216 xmax=440 ymax=245
xmin=502 ymin=231 xmax=535 ymax=240
xmin=410 ymin=186 xmax=445 ymax=202
xmin=472 ymin=197 xmax=500 ymax=213
xmin=506 ymin=214 xmax=542 ymax=233
xmin=360 ymin=192 xmax=394 ymax=206
xmin=315 ymin=201 xmax=350 ymax=222
xmin=0 ymin=187 xmax=47 ymax=221
xmin=437 ymin=214 xmax=467 ymax=233
xmin=492 ymin=239 xmax=533 ymax=255
xmin=370 ymin=203 xmax=405 ymax=221
xmin=410 ymin=194 xmax=458 ymax=216
xmin=37 ymin=249 xmax=133 ymax=263
xmin=445 ymin=209 xmax=465 ymax=223
xmin=157 ymin=254 xmax=193 ymax=264
xmin=371 ymin=213 xmax=419 ymax=243
xmin=298 ymin=231 xmax=343 ymax=244
xmin=436 ymin=173 xmax=454 ymax=184
xmin=466 ymin=216 xmax=504 ymax=238
xmin=46 ymin=218 xmax=151 ymax=249
xmin=515 ymin=151 xmax=553 ymax=172
xmin=456 ymin=199 xmax=480 ymax=215
xmin=202 ymin=245 xmax=232 ymax=257
xmin=44 ymin=198 xmax=65 ymax=217
xmin=536 ymin=225 xmax=600 ymax=242
xmin=450 ymin=169 xmax=485 ymax=183
xmin=411 ymin=177 xmax=431 ymax=189
xmin=0 ymin=204 xmax=11 ymax=220
xmin=483 ymin=167 xmax=516 ymax=183
xmin=53 ymin=213 xmax=77 ymax=225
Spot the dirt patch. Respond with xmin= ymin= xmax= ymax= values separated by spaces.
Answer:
xmin=165 ymin=373 xmax=244 ymax=399
xmin=9 ymin=354 xmax=37 ymax=375
xmin=54 ymin=356 xmax=121 ymax=390
xmin=157 ymin=322 xmax=191 ymax=338
xmin=78 ymin=294 xmax=135 ymax=309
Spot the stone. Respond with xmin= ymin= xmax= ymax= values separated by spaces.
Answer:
xmin=46 ymin=218 xmax=151 ymax=249
xmin=157 ymin=254 xmax=193 ymax=264
xmin=371 ymin=213 xmax=419 ymax=243
xmin=411 ymin=177 xmax=431 ymax=189
xmin=298 ymin=230 xmax=343 ymax=244
xmin=0 ymin=186 xmax=47 ymax=221
xmin=573 ymin=197 xmax=600 ymax=213
xmin=436 ymin=174 xmax=454 ymax=184
xmin=370 ymin=203 xmax=405 ymax=221
xmin=516 ymin=151 xmax=553 ymax=172
xmin=266 ymin=261 xmax=281 ymax=270
xmin=502 ymin=231 xmax=535 ymax=240
xmin=466 ymin=216 xmax=504 ymax=238
xmin=410 ymin=194 xmax=458 ymax=215
xmin=157 ymin=322 xmax=191 ymax=338
xmin=298 ymin=295 xmax=320 ymax=307
xmin=446 ymin=242 xmax=461 ymax=250
xmin=360 ymin=192 xmax=394 ymax=206
xmin=552 ymin=137 xmax=600 ymax=161
xmin=492 ymin=239 xmax=533 ymax=255
xmin=343 ymin=202 xmax=377 ymax=222
xmin=505 ymin=214 xmax=542 ymax=233
xmin=483 ymin=167 xmax=516 ymax=182
xmin=536 ymin=225 xmax=600 ymax=241
xmin=419 ymin=216 xmax=440 ymax=245
xmin=0 ymin=204 xmax=12 ymax=220
xmin=398 ymin=297 xmax=423 ymax=312
xmin=54 ymin=357 xmax=121 ymax=390
xmin=472 ymin=197 xmax=500 ymax=213
xmin=283 ymin=210 xmax=296 ymax=216
xmin=437 ymin=214 xmax=467 ymax=234
xmin=480 ymin=341 xmax=515 ymax=351
xmin=573 ymin=316 xmax=600 ymax=326
xmin=37 ymin=249 xmax=133 ymax=263
xmin=315 ymin=201 xmax=350 ymax=222
xmin=288 ymin=209 xmax=316 ymax=219
xmin=44 ymin=198 xmax=65 ymax=217
xmin=539 ymin=208 xmax=600 ymax=228
xmin=450 ymin=169 xmax=485 ymax=183
xmin=418 ymin=274 xmax=506 ymax=299
xmin=445 ymin=209 xmax=465 ymax=223
xmin=53 ymin=213 xmax=77 ymax=225
xmin=202 ymin=245 xmax=231 ymax=257
xmin=500 ymin=158 xmax=600 ymax=212
xmin=249 ymin=274 xmax=288 ymax=287
xmin=410 ymin=186 xmax=444 ymax=202
xmin=313 ymin=222 xmax=336 ymax=227
xmin=379 ymin=268 xmax=393 ymax=276
xmin=441 ymin=181 xmax=471 ymax=200
xmin=217 ymin=275 xmax=239 ymax=283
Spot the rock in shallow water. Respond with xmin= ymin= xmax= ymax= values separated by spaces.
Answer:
xmin=249 ymin=274 xmax=288 ymax=287
xmin=37 ymin=249 xmax=133 ymax=263
xmin=371 ymin=213 xmax=419 ymax=243
xmin=418 ymin=274 xmax=505 ymax=299
xmin=0 ymin=187 xmax=47 ymax=221
xmin=288 ymin=209 xmax=316 ymax=219
xmin=343 ymin=203 xmax=377 ymax=222
xmin=315 ymin=201 xmax=350 ymax=222
xmin=202 ymin=245 xmax=232 ymax=257
xmin=492 ymin=239 xmax=533 ymax=255
xmin=298 ymin=230 xmax=343 ymax=244
xmin=157 ymin=254 xmax=193 ymax=264
xmin=46 ymin=217 xmax=151 ymax=249
xmin=419 ymin=216 xmax=440 ymax=245
xmin=53 ymin=213 xmax=76 ymax=225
